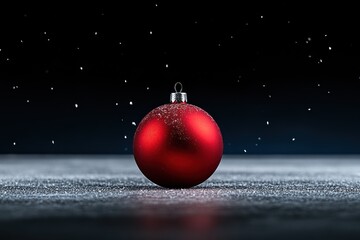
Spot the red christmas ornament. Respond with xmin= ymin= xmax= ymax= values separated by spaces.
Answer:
xmin=133 ymin=82 xmax=223 ymax=188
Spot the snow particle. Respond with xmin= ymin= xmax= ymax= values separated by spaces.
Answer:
xmin=129 ymin=101 xmax=133 ymax=105
xmin=124 ymin=135 xmax=127 ymax=139
xmin=292 ymin=138 xmax=296 ymax=141
xmin=51 ymin=140 xmax=55 ymax=144
xmin=266 ymin=121 xmax=270 ymax=125
xmin=80 ymin=66 xmax=83 ymax=71
xmin=75 ymin=104 xmax=79 ymax=108
xmin=132 ymin=122 xmax=136 ymax=126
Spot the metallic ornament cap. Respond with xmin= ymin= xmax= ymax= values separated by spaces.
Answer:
xmin=170 ymin=82 xmax=187 ymax=103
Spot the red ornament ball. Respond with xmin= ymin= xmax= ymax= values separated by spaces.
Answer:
xmin=133 ymin=101 xmax=223 ymax=188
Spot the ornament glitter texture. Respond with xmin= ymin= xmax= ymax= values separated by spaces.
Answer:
xmin=133 ymin=82 xmax=223 ymax=188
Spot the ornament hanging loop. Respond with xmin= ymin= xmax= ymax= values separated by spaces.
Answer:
xmin=174 ymin=82 xmax=183 ymax=93
xmin=170 ymin=82 xmax=187 ymax=103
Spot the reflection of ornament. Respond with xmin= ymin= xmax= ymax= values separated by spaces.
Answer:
xmin=133 ymin=82 xmax=223 ymax=188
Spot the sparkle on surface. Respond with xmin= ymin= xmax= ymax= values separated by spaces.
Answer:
xmin=1 ymin=155 xmax=360 ymax=240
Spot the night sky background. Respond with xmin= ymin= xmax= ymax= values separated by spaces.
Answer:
xmin=1 ymin=2 xmax=360 ymax=154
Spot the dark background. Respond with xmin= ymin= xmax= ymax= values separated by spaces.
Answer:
xmin=1 ymin=2 xmax=360 ymax=154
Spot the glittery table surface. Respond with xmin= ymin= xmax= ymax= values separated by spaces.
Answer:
xmin=1 ymin=155 xmax=360 ymax=240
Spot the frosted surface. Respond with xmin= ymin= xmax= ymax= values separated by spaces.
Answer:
xmin=1 ymin=155 xmax=360 ymax=239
